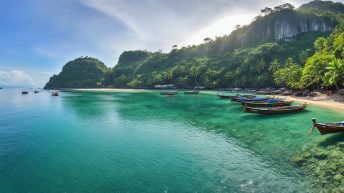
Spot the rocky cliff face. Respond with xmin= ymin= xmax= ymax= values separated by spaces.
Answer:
xmin=232 ymin=10 xmax=337 ymax=48
xmin=274 ymin=18 xmax=334 ymax=41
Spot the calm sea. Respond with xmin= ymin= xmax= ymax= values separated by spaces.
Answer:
xmin=0 ymin=89 xmax=342 ymax=193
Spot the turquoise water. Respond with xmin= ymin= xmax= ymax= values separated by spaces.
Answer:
xmin=0 ymin=89 xmax=343 ymax=193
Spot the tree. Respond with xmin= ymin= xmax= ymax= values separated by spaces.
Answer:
xmin=203 ymin=37 xmax=213 ymax=43
xmin=314 ymin=37 xmax=326 ymax=51
xmin=260 ymin=7 xmax=273 ymax=15
xmin=302 ymin=53 xmax=334 ymax=88
xmin=273 ymin=58 xmax=303 ymax=89
xmin=323 ymin=59 xmax=344 ymax=89
xmin=172 ymin=45 xmax=178 ymax=49
xmin=274 ymin=3 xmax=295 ymax=12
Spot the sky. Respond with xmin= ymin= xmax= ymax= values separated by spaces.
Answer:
xmin=0 ymin=0 xmax=343 ymax=87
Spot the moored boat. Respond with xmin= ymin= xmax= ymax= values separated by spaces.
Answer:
xmin=238 ymin=97 xmax=269 ymax=103
xmin=34 ymin=90 xmax=39 ymax=93
xmin=51 ymin=91 xmax=59 ymax=96
xmin=242 ymin=99 xmax=293 ymax=107
xmin=184 ymin=90 xmax=200 ymax=95
xmin=160 ymin=91 xmax=178 ymax=96
xmin=21 ymin=90 xmax=29 ymax=95
xmin=308 ymin=118 xmax=344 ymax=135
xmin=244 ymin=104 xmax=307 ymax=114
xmin=217 ymin=92 xmax=235 ymax=99
xmin=218 ymin=92 xmax=256 ymax=100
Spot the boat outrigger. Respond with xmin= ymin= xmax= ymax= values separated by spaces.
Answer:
xmin=308 ymin=118 xmax=344 ymax=135
xmin=244 ymin=103 xmax=307 ymax=114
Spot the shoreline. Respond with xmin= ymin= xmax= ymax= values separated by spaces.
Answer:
xmin=70 ymin=88 xmax=344 ymax=115
xmin=285 ymin=95 xmax=344 ymax=115
xmin=72 ymin=88 xmax=149 ymax=93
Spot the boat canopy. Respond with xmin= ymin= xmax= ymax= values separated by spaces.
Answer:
xmin=239 ymin=97 xmax=268 ymax=102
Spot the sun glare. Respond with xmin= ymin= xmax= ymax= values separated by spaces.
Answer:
xmin=185 ymin=13 xmax=257 ymax=46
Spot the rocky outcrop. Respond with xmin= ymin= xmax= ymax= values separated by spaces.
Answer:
xmin=274 ymin=18 xmax=334 ymax=41
xmin=232 ymin=9 xmax=338 ymax=48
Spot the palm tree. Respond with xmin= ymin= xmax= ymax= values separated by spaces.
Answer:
xmin=190 ymin=66 xmax=201 ymax=87
xmin=324 ymin=59 xmax=344 ymax=90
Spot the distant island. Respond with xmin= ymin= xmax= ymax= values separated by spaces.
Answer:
xmin=45 ymin=0 xmax=344 ymax=91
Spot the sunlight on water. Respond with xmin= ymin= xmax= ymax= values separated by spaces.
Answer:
xmin=0 ymin=89 xmax=342 ymax=192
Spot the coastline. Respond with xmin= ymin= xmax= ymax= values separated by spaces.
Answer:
xmin=72 ymin=88 xmax=149 ymax=93
xmin=284 ymin=95 xmax=344 ymax=115
xmin=70 ymin=88 xmax=344 ymax=115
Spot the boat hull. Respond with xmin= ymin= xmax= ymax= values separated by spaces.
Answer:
xmin=160 ymin=91 xmax=177 ymax=96
xmin=243 ymin=101 xmax=293 ymax=107
xmin=184 ymin=91 xmax=200 ymax=95
xmin=315 ymin=123 xmax=344 ymax=135
xmin=244 ymin=104 xmax=307 ymax=114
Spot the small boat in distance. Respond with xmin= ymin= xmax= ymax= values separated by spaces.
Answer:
xmin=34 ymin=90 xmax=40 ymax=93
xmin=160 ymin=91 xmax=178 ymax=96
xmin=308 ymin=118 xmax=344 ymax=135
xmin=244 ymin=104 xmax=307 ymax=114
xmin=184 ymin=90 xmax=200 ymax=95
xmin=51 ymin=91 xmax=59 ymax=96
xmin=21 ymin=90 xmax=29 ymax=95
xmin=231 ymin=94 xmax=256 ymax=101
xmin=217 ymin=92 xmax=255 ymax=100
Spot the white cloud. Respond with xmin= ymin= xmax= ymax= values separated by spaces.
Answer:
xmin=0 ymin=70 xmax=35 ymax=87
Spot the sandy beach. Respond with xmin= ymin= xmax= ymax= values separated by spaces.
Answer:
xmin=285 ymin=94 xmax=344 ymax=115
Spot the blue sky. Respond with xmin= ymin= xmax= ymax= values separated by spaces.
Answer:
xmin=0 ymin=0 xmax=342 ymax=87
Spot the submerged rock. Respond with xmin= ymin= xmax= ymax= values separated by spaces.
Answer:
xmin=291 ymin=154 xmax=307 ymax=165
xmin=293 ymin=141 xmax=344 ymax=192
xmin=334 ymin=174 xmax=343 ymax=181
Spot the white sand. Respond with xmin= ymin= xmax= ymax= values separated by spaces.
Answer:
xmin=285 ymin=94 xmax=344 ymax=115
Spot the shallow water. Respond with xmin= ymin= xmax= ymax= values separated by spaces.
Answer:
xmin=0 ymin=89 xmax=343 ymax=193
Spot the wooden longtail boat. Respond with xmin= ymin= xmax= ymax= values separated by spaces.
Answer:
xmin=223 ymin=94 xmax=256 ymax=101
xmin=307 ymin=118 xmax=344 ymax=135
xmin=184 ymin=90 xmax=200 ymax=95
xmin=244 ymin=104 xmax=307 ymax=114
xmin=160 ymin=91 xmax=178 ymax=96
xmin=21 ymin=90 xmax=29 ymax=95
xmin=217 ymin=92 xmax=235 ymax=99
xmin=242 ymin=100 xmax=293 ymax=107
xmin=238 ymin=97 xmax=269 ymax=103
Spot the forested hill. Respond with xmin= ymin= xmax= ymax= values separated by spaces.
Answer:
xmin=45 ymin=0 xmax=344 ymax=90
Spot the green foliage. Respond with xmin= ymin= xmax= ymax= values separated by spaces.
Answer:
xmin=273 ymin=58 xmax=303 ymax=89
xmin=298 ymin=0 xmax=344 ymax=15
xmin=44 ymin=57 xmax=109 ymax=89
xmin=300 ymin=24 xmax=344 ymax=89
xmin=45 ymin=1 xmax=344 ymax=90
xmin=323 ymin=59 xmax=344 ymax=89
